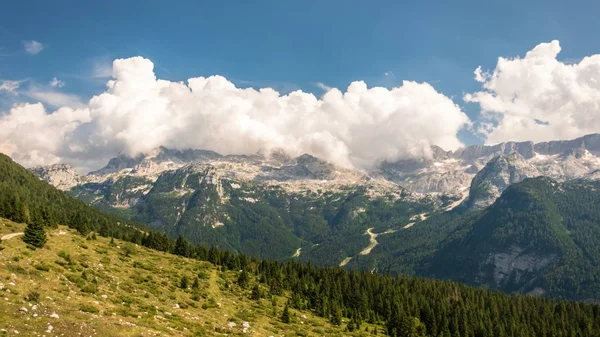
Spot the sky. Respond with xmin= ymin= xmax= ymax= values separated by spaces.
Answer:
xmin=1 ymin=0 xmax=600 ymax=172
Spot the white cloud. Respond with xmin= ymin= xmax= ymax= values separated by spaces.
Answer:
xmin=465 ymin=40 xmax=600 ymax=144
xmin=0 ymin=80 xmax=20 ymax=94
xmin=0 ymin=56 xmax=470 ymax=171
xmin=315 ymin=82 xmax=331 ymax=91
xmin=0 ymin=103 xmax=90 ymax=168
xmin=23 ymin=40 xmax=44 ymax=55
xmin=25 ymin=90 xmax=84 ymax=109
xmin=49 ymin=77 xmax=65 ymax=88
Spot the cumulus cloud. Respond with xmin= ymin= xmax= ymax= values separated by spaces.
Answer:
xmin=0 ymin=56 xmax=469 ymax=171
xmin=0 ymin=80 xmax=20 ymax=94
xmin=23 ymin=40 xmax=44 ymax=55
xmin=465 ymin=40 xmax=600 ymax=144
xmin=0 ymin=103 xmax=91 ymax=168
xmin=49 ymin=77 xmax=65 ymax=88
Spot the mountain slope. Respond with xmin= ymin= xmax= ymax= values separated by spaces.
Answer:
xmin=360 ymin=177 xmax=600 ymax=301
xmin=34 ymin=150 xmax=440 ymax=261
xmin=0 ymin=154 xmax=140 ymax=239
xmin=0 ymin=220 xmax=381 ymax=336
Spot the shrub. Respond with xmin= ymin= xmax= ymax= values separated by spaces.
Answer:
xmin=34 ymin=263 xmax=50 ymax=272
xmin=80 ymin=304 xmax=99 ymax=313
xmin=122 ymin=244 xmax=136 ymax=257
xmin=25 ymin=291 xmax=40 ymax=302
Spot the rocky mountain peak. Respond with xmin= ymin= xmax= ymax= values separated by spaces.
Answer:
xmin=30 ymin=164 xmax=82 ymax=190
xmin=89 ymin=153 xmax=144 ymax=176
xmin=464 ymin=152 xmax=541 ymax=209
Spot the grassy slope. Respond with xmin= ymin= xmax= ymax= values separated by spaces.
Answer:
xmin=0 ymin=219 xmax=383 ymax=336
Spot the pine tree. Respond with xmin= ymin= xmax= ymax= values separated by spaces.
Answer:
xmin=251 ymin=284 xmax=261 ymax=300
xmin=22 ymin=212 xmax=47 ymax=248
xmin=192 ymin=277 xmax=200 ymax=290
xmin=237 ymin=269 xmax=249 ymax=288
xmin=281 ymin=303 xmax=291 ymax=323
xmin=180 ymin=275 xmax=189 ymax=289
xmin=174 ymin=235 xmax=190 ymax=257
xmin=331 ymin=305 xmax=343 ymax=326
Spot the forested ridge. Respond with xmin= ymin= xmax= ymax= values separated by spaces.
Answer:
xmin=2 ymin=153 xmax=600 ymax=336
xmin=0 ymin=154 xmax=143 ymax=239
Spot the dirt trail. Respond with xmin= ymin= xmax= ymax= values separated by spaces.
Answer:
xmin=359 ymin=228 xmax=396 ymax=256
xmin=403 ymin=213 xmax=429 ymax=229
xmin=359 ymin=228 xmax=379 ymax=255
xmin=1 ymin=232 xmax=23 ymax=241
xmin=339 ymin=257 xmax=352 ymax=267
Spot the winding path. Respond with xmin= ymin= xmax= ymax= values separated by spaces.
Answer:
xmin=359 ymin=228 xmax=396 ymax=256
xmin=1 ymin=232 xmax=24 ymax=241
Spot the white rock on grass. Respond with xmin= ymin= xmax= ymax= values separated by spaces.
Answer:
xmin=49 ymin=313 xmax=59 ymax=318
xmin=19 ymin=307 xmax=28 ymax=312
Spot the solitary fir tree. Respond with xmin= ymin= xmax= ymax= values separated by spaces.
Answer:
xmin=22 ymin=212 xmax=47 ymax=248
xmin=251 ymin=284 xmax=261 ymax=300
xmin=180 ymin=275 xmax=189 ymax=289
xmin=281 ymin=303 xmax=291 ymax=323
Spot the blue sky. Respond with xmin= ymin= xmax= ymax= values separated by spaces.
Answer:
xmin=1 ymin=0 xmax=600 ymax=169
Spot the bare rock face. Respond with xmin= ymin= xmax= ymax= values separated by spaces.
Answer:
xmin=485 ymin=246 xmax=556 ymax=288
xmin=30 ymin=164 xmax=82 ymax=191
xmin=465 ymin=153 xmax=541 ymax=209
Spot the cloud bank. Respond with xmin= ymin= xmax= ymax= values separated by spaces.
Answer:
xmin=0 ymin=57 xmax=469 ymax=171
xmin=466 ymin=40 xmax=600 ymax=144
xmin=4 ymin=40 xmax=599 ymax=172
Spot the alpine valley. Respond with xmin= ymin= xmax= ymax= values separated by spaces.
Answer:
xmin=32 ymin=133 xmax=600 ymax=302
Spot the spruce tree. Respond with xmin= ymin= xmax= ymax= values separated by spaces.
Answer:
xmin=180 ymin=275 xmax=189 ymax=289
xmin=174 ymin=235 xmax=190 ymax=257
xmin=192 ymin=277 xmax=200 ymax=290
xmin=237 ymin=269 xmax=249 ymax=288
xmin=22 ymin=212 xmax=47 ymax=248
xmin=251 ymin=284 xmax=261 ymax=300
xmin=281 ymin=303 xmax=290 ymax=323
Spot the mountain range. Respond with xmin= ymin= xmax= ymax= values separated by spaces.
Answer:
xmin=30 ymin=133 xmax=600 ymax=301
